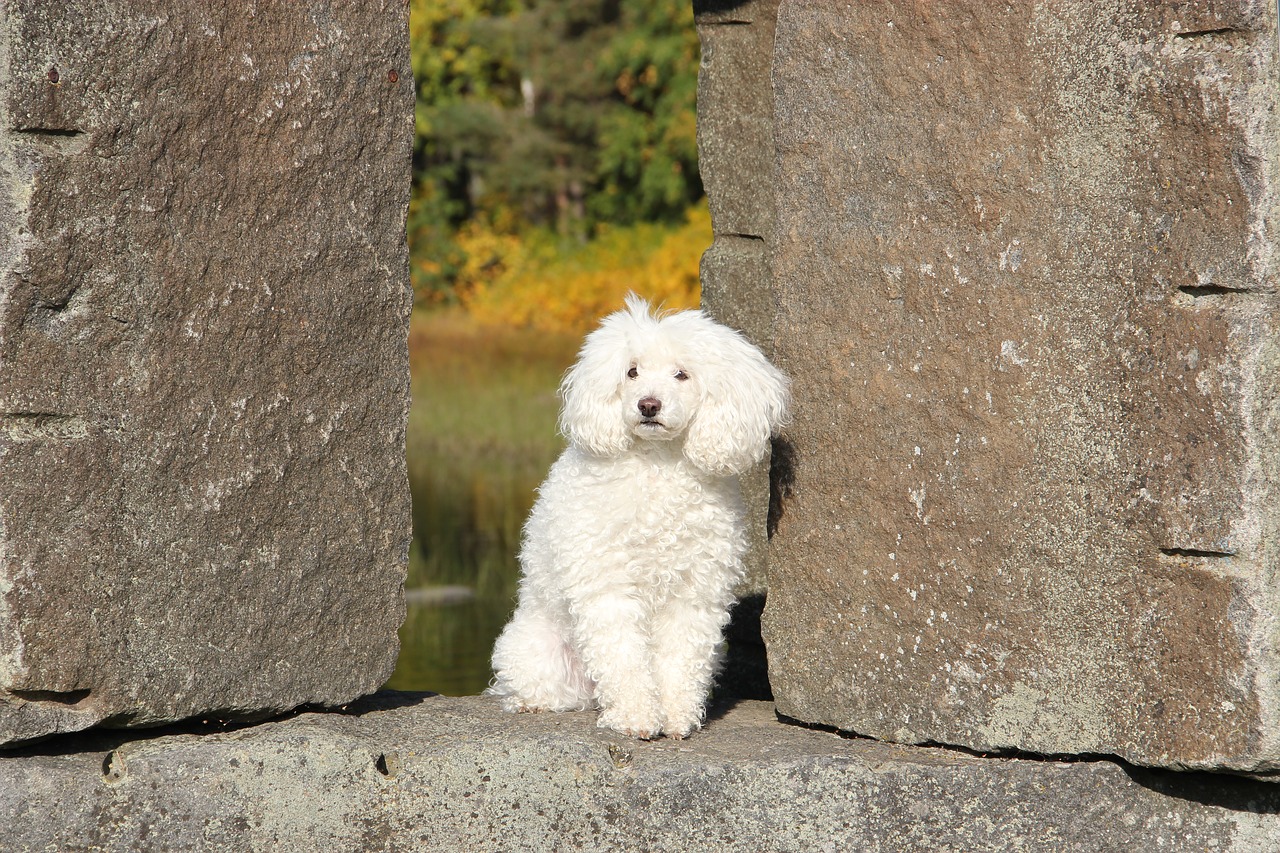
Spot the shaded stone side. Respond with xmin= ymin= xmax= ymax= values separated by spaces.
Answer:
xmin=763 ymin=0 xmax=1280 ymax=772
xmin=695 ymin=0 xmax=783 ymax=701
xmin=0 ymin=3 xmax=413 ymax=744
xmin=5 ymin=694 xmax=1280 ymax=852
xmin=695 ymin=0 xmax=781 ymax=602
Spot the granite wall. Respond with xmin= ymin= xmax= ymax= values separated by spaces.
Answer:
xmin=0 ymin=1 xmax=413 ymax=745
xmin=733 ymin=0 xmax=1280 ymax=774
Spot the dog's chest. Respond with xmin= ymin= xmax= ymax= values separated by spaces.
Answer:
xmin=544 ymin=451 xmax=742 ymax=543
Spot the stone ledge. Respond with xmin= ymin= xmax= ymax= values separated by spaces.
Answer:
xmin=2 ymin=692 xmax=1279 ymax=851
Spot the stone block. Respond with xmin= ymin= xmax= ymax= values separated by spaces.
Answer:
xmin=696 ymin=1 xmax=782 ymax=604
xmin=695 ymin=0 xmax=780 ymax=244
xmin=0 ymin=2 xmax=413 ymax=744
xmin=764 ymin=0 xmax=1280 ymax=772
xmin=4 ymin=694 xmax=1280 ymax=851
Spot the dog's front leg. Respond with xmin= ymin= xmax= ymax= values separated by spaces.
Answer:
xmin=572 ymin=592 xmax=662 ymax=739
xmin=652 ymin=597 xmax=729 ymax=738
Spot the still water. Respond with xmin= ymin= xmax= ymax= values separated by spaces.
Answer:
xmin=390 ymin=592 xmax=514 ymax=696
xmin=382 ymin=481 xmax=533 ymax=696
xmin=384 ymin=314 xmax=577 ymax=696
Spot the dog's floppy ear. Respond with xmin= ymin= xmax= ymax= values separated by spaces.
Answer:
xmin=558 ymin=309 xmax=635 ymax=457
xmin=682 ymin=320 xmax=790 ymax=476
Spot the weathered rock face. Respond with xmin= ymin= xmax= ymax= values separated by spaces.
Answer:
xmin=696 ymin=0 xmax=780 ymax=316
xmin=695 ymin=0 xmax=781 ymax=603
xmin=763 ymin=0 xmax=1280 ymax=771
xmin=0 ymin=3 xmax=413 ymax=744
xmin=6 ymin=694 xmax=1280 ymax=851
xmin=695 ymin=1 xmax=782 ymax=700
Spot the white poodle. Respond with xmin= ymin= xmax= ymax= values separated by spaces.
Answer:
xmin=488 ymin=295 xmax=790 ymax=738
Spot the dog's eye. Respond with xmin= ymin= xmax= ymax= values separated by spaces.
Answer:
xmin=675 ymin=370 xmax=689 ymax=381
xmin=627 ymin=366 xmax=638 ymax=379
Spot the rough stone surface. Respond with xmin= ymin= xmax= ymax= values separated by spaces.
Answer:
xmin=0 ymin=3 xmax=413 ymax=744
xmin=763 ymin=0 xmax=1280 ymax=772
xmin=4 ymin=693 xmax=1280 ymax=852
xmin=695 ymin=0 xmax=780 ymax=251
xmin=695 ymin=0 xmax=781 ymax=604
xmin=695 ymin=1 xmax=783 ymax=702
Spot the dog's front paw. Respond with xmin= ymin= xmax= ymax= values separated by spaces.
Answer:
xmin=662 ymin=703 xmax=704 ymax=739
xmin=659 ymin=693 xmax=706 ymax=739
xmin=663 ymin=716 xmax=702 ymax=740
xmin=597 ymin=707 xmax=663 ymax=740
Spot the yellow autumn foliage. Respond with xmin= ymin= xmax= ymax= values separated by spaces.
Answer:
xmin=455 ymin=203 xmax=708 ymax=332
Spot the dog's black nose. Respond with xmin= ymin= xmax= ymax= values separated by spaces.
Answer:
xmin=638 ymin=397 xmax=662 ymax=418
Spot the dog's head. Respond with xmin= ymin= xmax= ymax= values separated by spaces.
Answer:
xmin=559 ymin=294 xmax=790 ymax=475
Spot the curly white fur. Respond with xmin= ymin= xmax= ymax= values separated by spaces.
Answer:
xmin=487 ymin=295 xmax=790 ymax=738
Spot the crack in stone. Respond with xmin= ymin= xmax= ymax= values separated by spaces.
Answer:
xmin=9 ymin=689 xmax=92 ymax=706
xmin=12 ymin=127 xmax=85 ymax=138
xmin=0 ymin=413 xmax=88 ymax=441
xmin=1160 ymin=547 xmax=1236 ymax=559
xmin=1172 ymin=27 xmax=1244 ymax=40
xmin=11 ymin=126 xmax=90 ymax=154
xmin=1178 ymin=284 xmax=1254 ymax=298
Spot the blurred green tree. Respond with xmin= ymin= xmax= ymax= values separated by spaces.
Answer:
xmin=409 ymin=0 xmax=702 ymax=304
